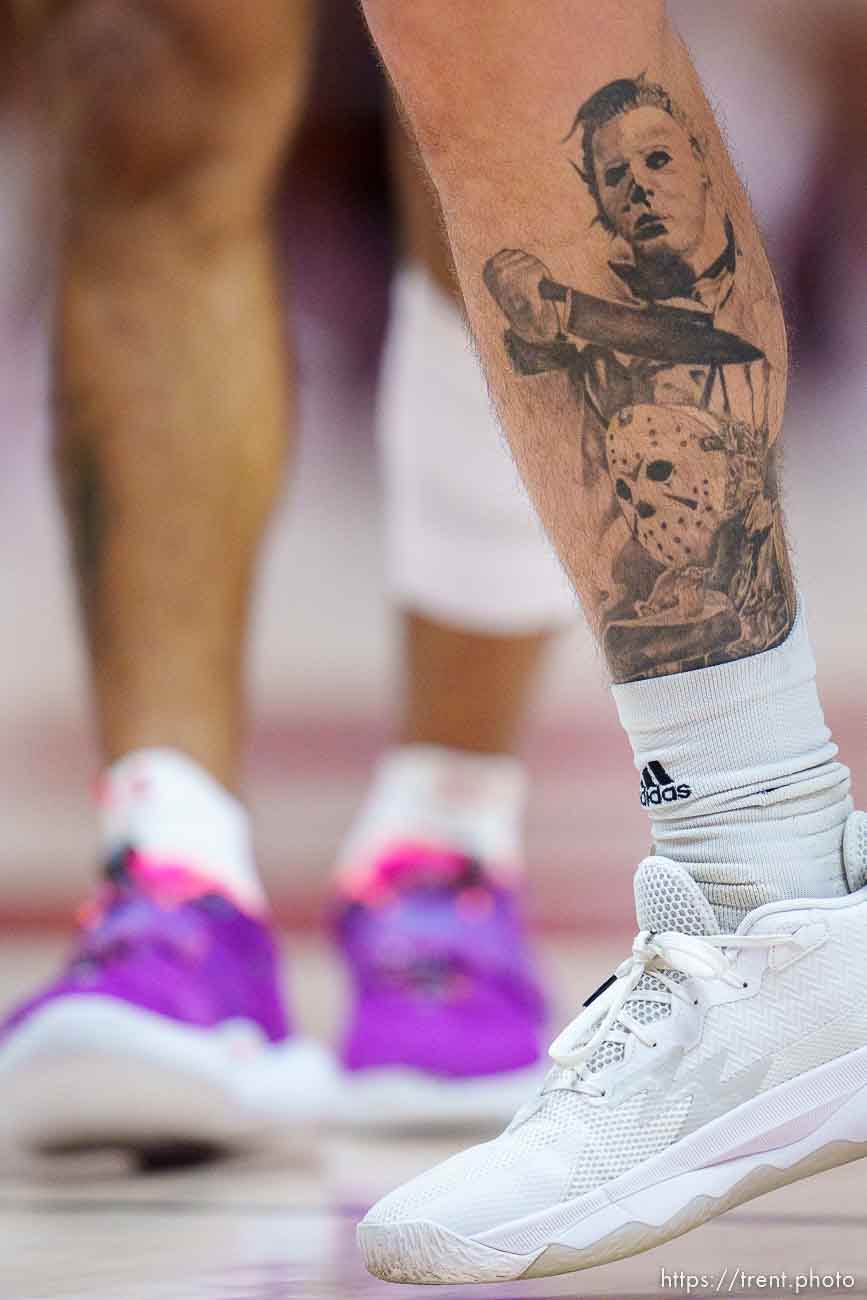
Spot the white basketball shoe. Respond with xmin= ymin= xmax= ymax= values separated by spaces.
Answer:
xmin=359 ymin=811 xmax=867 ymax=1284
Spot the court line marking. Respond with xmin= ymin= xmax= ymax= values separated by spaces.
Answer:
xmin=1 ymin=1196 xmax=862 ymax=1229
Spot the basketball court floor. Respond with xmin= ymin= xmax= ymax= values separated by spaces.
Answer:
xmin=2 ymin=937 xmax=864 ymax=1300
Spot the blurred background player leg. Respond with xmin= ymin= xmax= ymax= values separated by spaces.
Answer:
xmin=332 ymin=125 xmax=577 ymax=1128
xmin=0 ymin=0 xmax=336 ymax=1156
xmin=0 ymin=0 xmax=577 ymax=1151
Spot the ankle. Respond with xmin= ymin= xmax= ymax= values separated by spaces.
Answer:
xmin=96 ymin=748 xmax=266 ymax=914
xmin=336 ymin=744 xmax=527 ymax=887
xmin=613 ymin=601 xmax=851 ymax=929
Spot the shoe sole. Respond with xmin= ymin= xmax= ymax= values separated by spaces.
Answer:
xmin=0 ymin=995 xmax=337 ymax=1156
xmin=335 ymin=1061 xmax=548 ymax=1134
xmin=359 ymin=1043 xmax=867 ymax=1283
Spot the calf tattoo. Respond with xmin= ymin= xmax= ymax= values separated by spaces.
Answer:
xmin=483 ymin=76 xmax=795 ymax=682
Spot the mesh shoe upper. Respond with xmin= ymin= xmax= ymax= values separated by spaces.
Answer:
xmin=364 ymin=843 xmax=867 ymax=1237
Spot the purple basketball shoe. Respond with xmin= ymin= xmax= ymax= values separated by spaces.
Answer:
xmin=0 ymin=851 xmax=335 ymax=1155
xmin=334 ymin=841 xmax=548 ymax=1130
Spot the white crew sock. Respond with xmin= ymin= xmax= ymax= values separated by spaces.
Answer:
xmin=612 ymin=601 xmax=852 ymax=931
xmin=335 ymin=744 xmax=527 ymax=888
xmin=96 ymin=748 xmax=266 ymax=914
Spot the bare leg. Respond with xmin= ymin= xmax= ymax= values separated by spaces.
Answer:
xmin=0 ymin=3 xmax=342 ymax=1162
xmin=15 ymin=0 xmax=312 ymax=791
xmin=398 ymin=612 xmax=546 ymax=755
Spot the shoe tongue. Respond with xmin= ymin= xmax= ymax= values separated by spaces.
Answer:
xmin=634 ymin=857 xmax=720 ymax=936
xmin=544 ymin=857 xmax=717 ymax=1087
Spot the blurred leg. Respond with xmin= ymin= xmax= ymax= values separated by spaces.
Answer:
xmin=331 ymin=121 xmax=577 ymax=1132
xmin=399 ymin=612 xmax=547 ymax=755
xmin=15 ymin=0 xmax=313 ymax=793
xmin=0 ymin=0 xmax=337 ymax=1159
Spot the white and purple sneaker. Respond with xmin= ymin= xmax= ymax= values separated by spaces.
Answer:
xmin=0 ymin=850 xmax=335 ymax=1157
xmin=333 ymin=841 xmax=548 ymax=1132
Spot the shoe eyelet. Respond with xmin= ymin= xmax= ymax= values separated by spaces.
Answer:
xmin=742 ymin=981 xmax=749 ymax=989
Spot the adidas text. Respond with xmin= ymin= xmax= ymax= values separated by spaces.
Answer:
xmin=639 ymin=761 xmax=692 ymax=807
xmin=640 ymin=783 xmax=692 ymax=807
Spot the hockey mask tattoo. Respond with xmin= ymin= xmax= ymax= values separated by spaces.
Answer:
xmin=607 ymin=405 xmax=729 ymax=568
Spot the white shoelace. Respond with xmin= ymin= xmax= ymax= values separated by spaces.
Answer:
xmin=548 ymin=929 xmax=788 ymax=1094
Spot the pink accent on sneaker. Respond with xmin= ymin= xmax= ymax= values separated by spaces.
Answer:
xmin=339 ymin=839 xmax=518 ymax=905
xmin=78 ymin=851 xmax=259 ymax=929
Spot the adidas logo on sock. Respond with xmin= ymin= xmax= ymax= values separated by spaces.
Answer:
xmin=640 ymin=761 xmax=692 ymax=807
